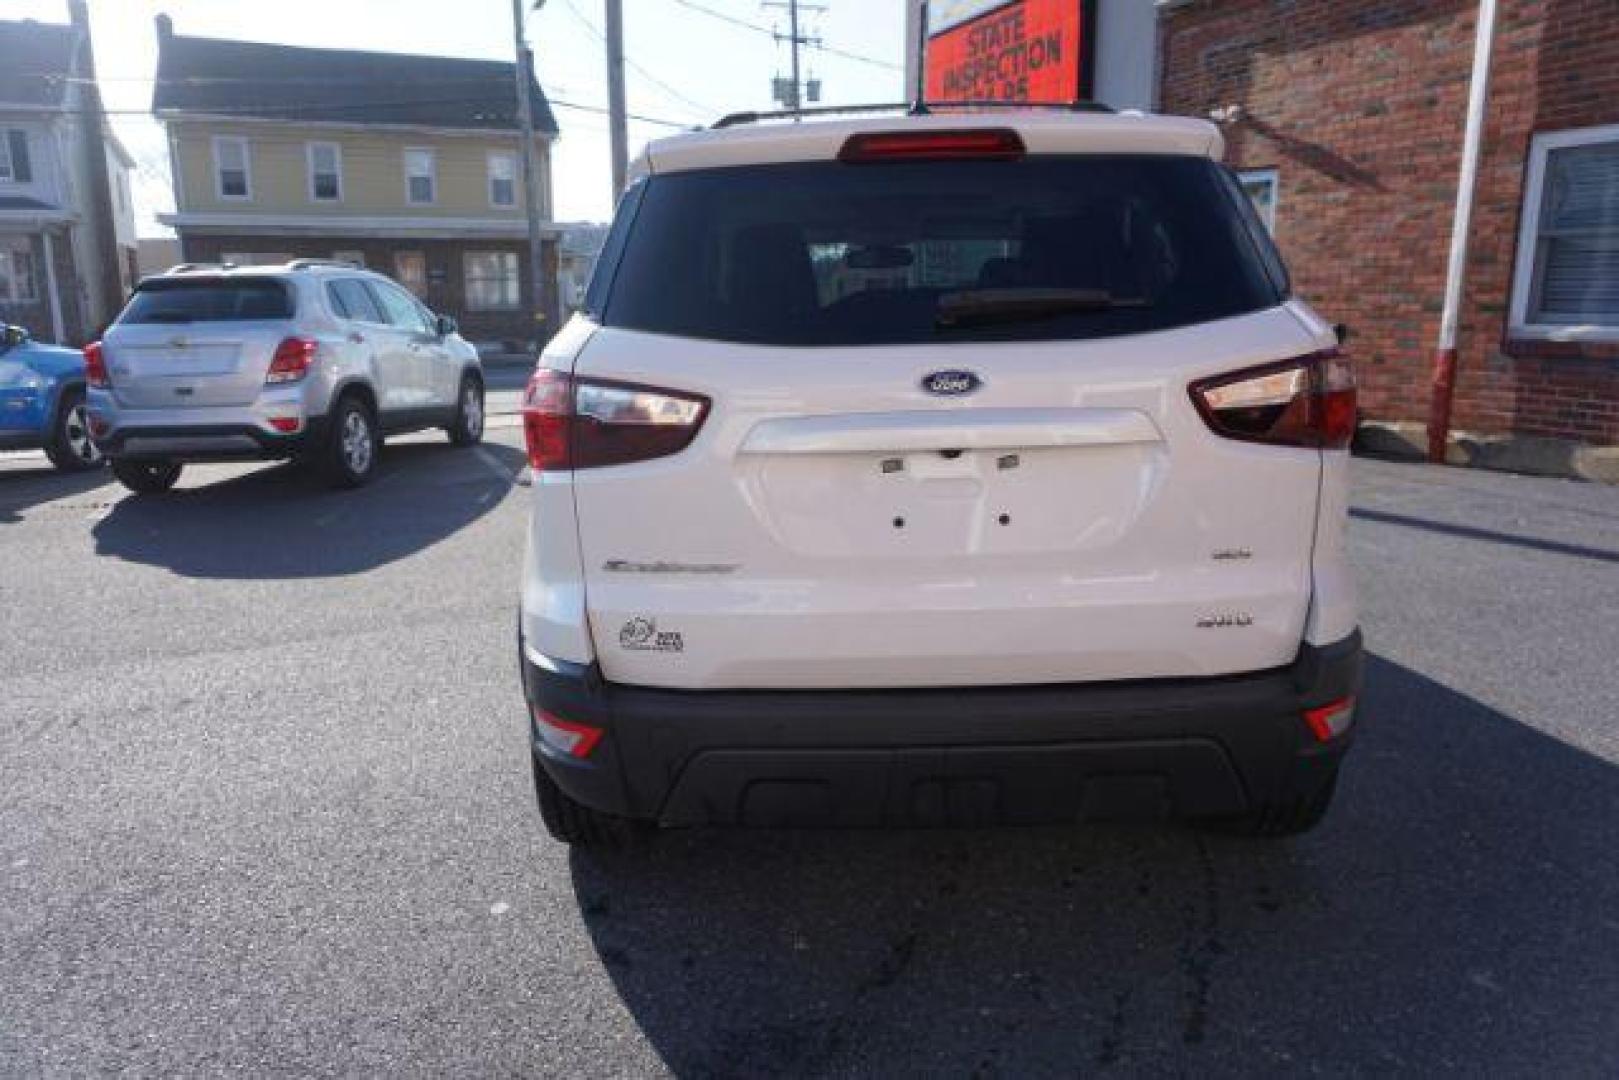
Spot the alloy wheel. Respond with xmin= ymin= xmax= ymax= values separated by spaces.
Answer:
xmin=342 ymin=410 xmax=373 ymax=475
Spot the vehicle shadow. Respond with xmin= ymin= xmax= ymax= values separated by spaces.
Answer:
xmin=0 ymin=460 xmax=112 ymax=526
xmin=565 ymin=654 xmax=1619 ymax=1074
xmin=89 ymin=441 xmax=526 ymax=579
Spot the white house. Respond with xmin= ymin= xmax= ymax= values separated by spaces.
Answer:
xmin=0 ymin=3 xmax=138 ymax=344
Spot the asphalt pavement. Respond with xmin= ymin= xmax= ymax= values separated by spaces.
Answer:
xmin=1 ymin=435 xmax=1616 ymax=1076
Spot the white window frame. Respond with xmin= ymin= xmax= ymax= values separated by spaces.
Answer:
xmin=1510 ymin=122 xmax=1619 ymax=344
xmin=212 ymin=135 xmax=251 ymax=201
xmin=306 ymin=141 xmax=343 ymax=203
xmin=463 ymin=250 xmax=521 ymax=312
xmin=1238 ymin=167 xmax=1279 ymax=234
xmin=404 ymin=147 xmax=436 ymax=206
xmin=0 ymin=242 xmax=39 ymax=303
xmin=488 ymin=151 xmax=518 ymax=209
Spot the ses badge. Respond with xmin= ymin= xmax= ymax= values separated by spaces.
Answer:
xmin=619 ymin=617 xmax=685 ymax=654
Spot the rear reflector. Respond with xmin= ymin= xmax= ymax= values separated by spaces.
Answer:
xmin=523 ymin=368 xmax=709 ymax=472
xmin=268 ymin=416 xmax=302 ymax=433
xmin=532 ymin=707 xmax=604 ymax=760
xmin=265 ymin=337 xmax=318 ymax=385
xmin=1303 ymin=696 xmax=1356 ymax=743
xmin=83 ymin=341 xmax=109 ymax=389
xmin=839 ymin=128 xmax=1026 ymax=164
xmin=1189 ymin=348 xmax=1357 ymax=449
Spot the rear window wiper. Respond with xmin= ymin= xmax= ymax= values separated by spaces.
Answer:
xmin=935 ymin=288 xmax=1148 ymax=329
xmin=137 ymin=312 xmax=197 ymax=324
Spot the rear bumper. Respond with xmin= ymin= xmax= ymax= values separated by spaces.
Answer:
xmin=94 ymin=419 xmax=328 ymax=462
xmin=521 ymin=631 xmax=1363 ymax=828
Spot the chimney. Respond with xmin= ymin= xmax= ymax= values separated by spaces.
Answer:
xmin=155 ymin=12 xmax=173 ymax=42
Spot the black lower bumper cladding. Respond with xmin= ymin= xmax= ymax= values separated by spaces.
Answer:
xmin=522 ymin=631 xmax=1363 ymax=828
xmin=96 ymin=420 xmax=326 ymax=461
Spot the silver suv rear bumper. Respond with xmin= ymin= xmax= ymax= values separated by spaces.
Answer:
xmin=87 ymin=388 xmax=328 ymax=462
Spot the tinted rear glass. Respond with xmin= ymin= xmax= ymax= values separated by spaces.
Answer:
xmin=599 ymin=155 xmax=1285 ymax=346
xmin=120 ymin=278 xmax=294 ymax=324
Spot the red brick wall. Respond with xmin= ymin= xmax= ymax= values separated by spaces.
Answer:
xmin=1159 ymin=0 xmax=1619 ymax=447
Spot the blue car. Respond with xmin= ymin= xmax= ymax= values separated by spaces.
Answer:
xmin=0 ymin=324 xmax=103 ymax=472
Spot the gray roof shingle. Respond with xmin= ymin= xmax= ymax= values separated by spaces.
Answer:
xmin=0 ymin=20 xmax=76 ymax=109
xmin=152 ymin=29 xmax=559 ymax=135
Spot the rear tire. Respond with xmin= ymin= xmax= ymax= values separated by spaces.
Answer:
xmin=447 ymin=373 xmax=484 ymax=447
xmin=44 ymin=388 xmax=104 ymax=472
xmin=531 ymin=754 xmax=641 ymax=848
xmin=110 ymin=458 xmax=182 ymax=494
xmin=321 ymin=394 xmax=379 ymax=489
xmin=1201 ymin=764 xmax=1339 ymax=837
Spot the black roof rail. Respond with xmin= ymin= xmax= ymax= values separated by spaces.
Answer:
xmin=712 ymin=99 xmax=1116 ymax=129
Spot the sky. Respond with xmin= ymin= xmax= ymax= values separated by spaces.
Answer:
xmin=4 ymin=0 xmax=907 ymax=235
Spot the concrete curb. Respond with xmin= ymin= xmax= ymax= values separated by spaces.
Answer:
xmin=1355 ymin=421 xmax=1619 ymax=485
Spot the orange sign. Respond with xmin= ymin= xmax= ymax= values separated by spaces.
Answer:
xmin=925 ymin=0 xmax=1087 ymax=104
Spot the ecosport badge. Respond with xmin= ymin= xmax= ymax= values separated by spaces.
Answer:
xmin=921 ymin=370 xmax=983 ymax=397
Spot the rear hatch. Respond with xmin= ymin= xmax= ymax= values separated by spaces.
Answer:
xmin=560 ymin=141 xmax=1332 ymax=690
xmin=102 ymin=276 xmax=297 ymax=408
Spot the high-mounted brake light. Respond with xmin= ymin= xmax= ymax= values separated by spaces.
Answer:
xmin=838 ymin=128 xmax=1026 ymax=164
xmin=1189 ymin=349 xmax=1356 ymax=449
xmin=83 ymin=341 xmax=109 ymax=389
xmin=522 ymin=369 xmax=709 ymax=472
xmin=265 ymin=337 xmax=318 ymax=385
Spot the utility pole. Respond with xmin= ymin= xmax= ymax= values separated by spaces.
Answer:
xmin=67 ymin=0 xmax=125 ymax=334
xmin=604 ymin=0 xmax=628 ymax=198
xmin=764 ymin=0 xmax=826 ymax=111
xmin=512 ymin=0 xmax=557 ymax=346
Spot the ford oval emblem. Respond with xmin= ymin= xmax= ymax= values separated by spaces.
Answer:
xmin=922 ymin=370 xmax=983 ymax=397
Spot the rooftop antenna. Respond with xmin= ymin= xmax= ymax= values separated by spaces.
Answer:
xmin=910 ymin=1 xmax=931 ymax=114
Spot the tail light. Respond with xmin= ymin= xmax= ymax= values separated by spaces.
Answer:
xmin=265 ymin=337 xmax=318 ymax=385
xmin=839 ymin=128 xmax=1026 ymax=163
xmin=531 ymin=706 xmax=604 ymax=759
xmin=83 ymin=341 xmax=109 ymax=388
xmin=1304 ymin=696 xmax=1356 ymax=743
xmin=1189 ymin=349 xmax=1356 ymax=449
xmin=523 ymin=368 xmax=709 ymax=472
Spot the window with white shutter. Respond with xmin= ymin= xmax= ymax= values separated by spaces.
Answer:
xmin=213 ymin=136 xmax=251 ymax=200
xmin=1512 ymin=125 xmax=1619 ymax=341
xmin=404 ymin=148 xmax=436 ymax=205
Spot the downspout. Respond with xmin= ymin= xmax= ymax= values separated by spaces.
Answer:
xmin=1427 ymin=0 xmax=1500 ymax=463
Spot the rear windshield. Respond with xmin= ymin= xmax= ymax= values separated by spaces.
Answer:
xmin=594 ymin=155 xmax=1287 ymax=346
xmin=119 ymin=278 xmax=295 ymax=324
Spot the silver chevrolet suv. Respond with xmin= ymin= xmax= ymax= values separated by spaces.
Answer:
xmin=87 ymin=260 xmax=486 ymax=492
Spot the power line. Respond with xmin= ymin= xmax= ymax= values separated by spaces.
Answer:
xmin=664 ymin=0 xmax=899 ymax=71
xmin=553 ymin=0 xmax=718 ymax=119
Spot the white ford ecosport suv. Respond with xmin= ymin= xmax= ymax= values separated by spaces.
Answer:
xmin=87 ymin=260 xmax=486 ymax=492
xmin=519 ymin=108 xmax=1362 ymax=846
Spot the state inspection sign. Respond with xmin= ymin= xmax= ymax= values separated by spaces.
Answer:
xmin=925 ymin=0 xmax=1090 ymax=104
